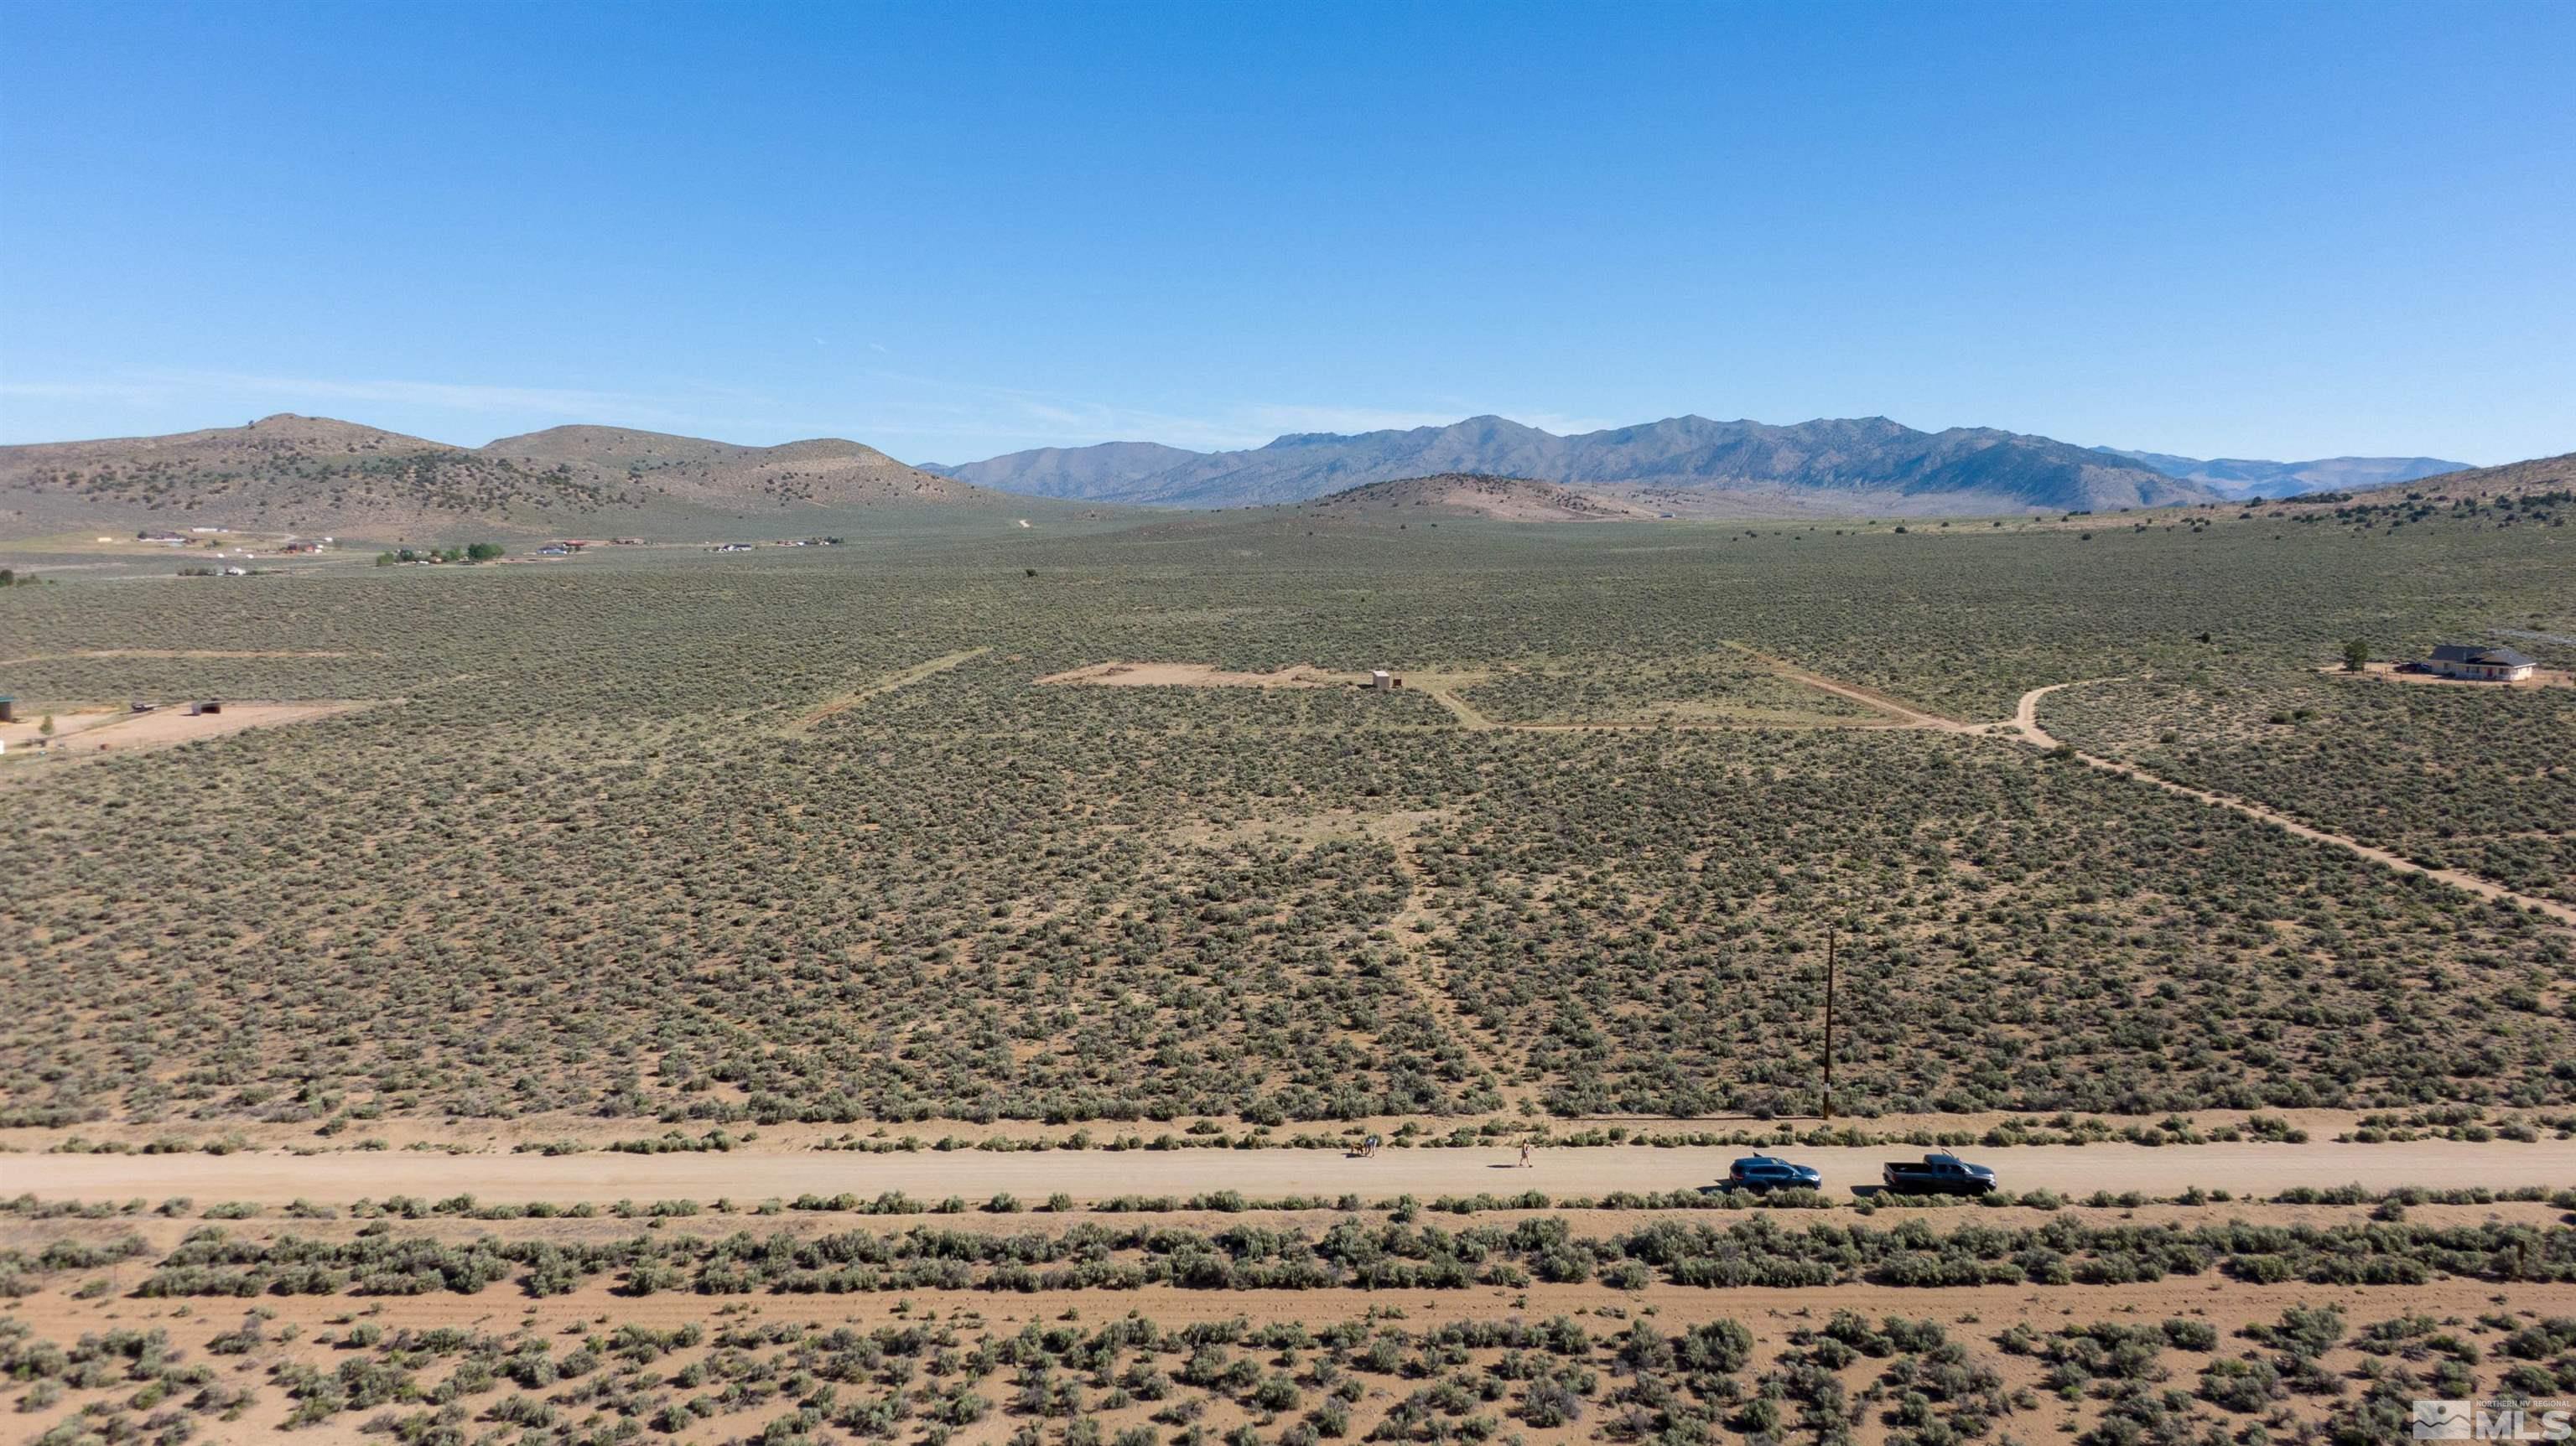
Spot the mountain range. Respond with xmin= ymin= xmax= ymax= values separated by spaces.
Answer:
xmin=2090 ymin=448 xmax=2469 ymax=501
xmin=928 ymin=414 xmax=2223 ymax=514
xmin=0 ymin=410 xmax=2494 ymax=540
xmin=0 ymin=414 xmax=1039 ymax=539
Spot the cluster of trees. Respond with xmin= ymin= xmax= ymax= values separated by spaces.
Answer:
xmin=374 ymin=542 xmax=505 ymax=566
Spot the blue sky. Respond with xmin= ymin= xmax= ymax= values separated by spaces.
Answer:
xmin=3 ymin=2 xmax=2569 ymax=465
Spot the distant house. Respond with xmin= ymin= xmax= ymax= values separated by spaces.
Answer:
xmin=2422 ymin=645 xmax=2537 ymax=682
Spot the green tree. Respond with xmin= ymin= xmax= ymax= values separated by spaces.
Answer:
xmin=465 ymin=542 xmax=505 ymax=562
xmin=2342 ymin=639 xmax=2370 ymax=671
xmin=374 ymin=552 xmax=397 ymax=568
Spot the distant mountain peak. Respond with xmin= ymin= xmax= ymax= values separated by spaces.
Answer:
xmin=2090 ymin=446 xmax=2471 ymax=500
xmin=937 ymin=412 xmax=2220 ymax=513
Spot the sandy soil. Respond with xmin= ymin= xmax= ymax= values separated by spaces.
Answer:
xmin=8 ymin=1139 xmax=2567 ymax=1208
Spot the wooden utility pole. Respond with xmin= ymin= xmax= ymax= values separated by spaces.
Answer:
xmin=1821 ymin=925 xmax=1836 ymax=1122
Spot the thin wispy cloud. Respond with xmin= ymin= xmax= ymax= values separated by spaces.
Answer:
xmin=0 ymin=380 xmax=173 ymax=402
xmin=1238 ymin=405 xmax=1462 ymax=438
xmin=184 ymin=371 xmax=651 ymax=418
xmin=4 ymin=364 xmax=1639 ymax=460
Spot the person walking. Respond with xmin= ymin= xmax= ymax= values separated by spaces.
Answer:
xmin=1519 ymin=1142 xmax=1532 ymax=1169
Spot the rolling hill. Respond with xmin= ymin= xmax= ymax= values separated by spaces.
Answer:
xmin=931 ymin=413 xmax=2222 ymax=514
xmin=1288 ymin=473 xmax=1661 ymax=521
xmin=0 ymin=415 xmax=1051 ymax=540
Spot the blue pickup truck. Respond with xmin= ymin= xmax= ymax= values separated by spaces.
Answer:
xmin=1725 ymin=1155 xmax=1823 ymax=1193
xmin=1881 ymin=1153 xmax=1997 ymax=1195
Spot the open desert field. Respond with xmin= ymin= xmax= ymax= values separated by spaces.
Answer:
xmin=6 ymin=497 xmax=2573 ymax=1445
xmin=12 ymin=5 xmax=2576 ymax=1439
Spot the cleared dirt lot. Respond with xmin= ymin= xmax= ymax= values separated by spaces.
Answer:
xmin=10 ymin=1138 xmax=2568 ymax=1207
xmin=0 ymin=700 xmax=369 ymax=764
xmin=2319 ymin=660 xmax=2573 ymax=688
xmin=1036 ymin=661 xmax=1363 ymax=687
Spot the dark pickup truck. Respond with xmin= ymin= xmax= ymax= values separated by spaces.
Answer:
xmin=1882 ymin=1153 xmax=1997 ymax=1195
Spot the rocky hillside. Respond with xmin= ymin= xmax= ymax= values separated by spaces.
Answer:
xmin=0 ymin=415 xmax=1029 ymax=539
xmin=2316 ymin=450 xmax=2573 ymax=507
xmin=933 ymin=413 xmax=2218 ymax=514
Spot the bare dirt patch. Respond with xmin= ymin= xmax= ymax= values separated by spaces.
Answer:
xmin=0 ymin=701 xmax=372 ymax=767
xmin=1036 ymin=661 xmax=1361 ymax=688
xmin=2318 ymin=661 xmax=2573 ymax=688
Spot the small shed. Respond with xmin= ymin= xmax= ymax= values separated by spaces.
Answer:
xmin=189 ymin=700 xmax=222 ymax=716
xmin=0 ymin=696 xmax=13 ymax=723
xmin=1370 ymin=670 xmax=1394 ymax=692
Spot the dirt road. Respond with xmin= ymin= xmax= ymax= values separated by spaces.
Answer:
xmin=2010 ymin=676 xmax=2121 ymax=735
xmin=1423 ymin=687 xmax=1497 ymax=730
xmin=1709 ymin=659 xmax=2574 ymax=929
xmin=9 ymin=1139 xmax=2566 ymax=1206
xmin=2007 ymin=681 xmax=2576 ymax=926
xmin=1723 ymin=643 xmax=1981 ymax=732
xmin=787 ymin=647 xmax=988 ymax=732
